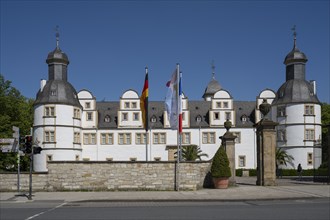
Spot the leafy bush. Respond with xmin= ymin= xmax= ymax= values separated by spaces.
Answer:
xmin=210 ymin=145 xmax=231 ymax=178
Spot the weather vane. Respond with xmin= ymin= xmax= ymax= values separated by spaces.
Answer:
xmin=291 ymin=25 xmax=297 ymax=39
xmin=211 ymin=60 xmax=215 ymax=79
xmin=55 ymin=25 xmax=60 ymax=48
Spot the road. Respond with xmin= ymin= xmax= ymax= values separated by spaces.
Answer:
xmin=1 ymin=199 xmax=329 ymax=220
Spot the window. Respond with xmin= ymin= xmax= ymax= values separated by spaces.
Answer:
xmin=73 ymin=108 xmax=81 ymax=119
xmin=216 ymin=102 xmax=221 ymax=108
xmin=83 ymin=133 xmax=96 ymax=145
xmin=45 ymin=106 xmax=55 ymax=117
xmin=225 ymin=112 xmax=231 ymax=120
xmin=104 ymin=115 xmax=111 ymax=122
xmin=151 ymin=116 xmax=157 ymax=123
xmin=47 ymin=155 xmax=53 ymax=161
xmin=305 ymin=129 xmax=315 ymax=141
xmin=305 ymin=105 xmax=314 ymax=115
xmin=131 ymin=102 xmax=137 ymax=108
xmin=101 ymin=133 xmax=113 ymax=145
xmin=277 ymin=106 xmax=286 ymax=117
xmin=233 ymin=132 xmax=241 ymax=143
xmin=214 ymin=112 xmax=220 ymax=120
xmin=85 ymin=102 xmax=91 ymax=109
xmin=44 ymin=131 xmax=55 ymax=142
xmin=182 ymin=112 xmax=185 ymax=121
xmin=133 ymin=112 xmax=139 ymax=121
xmin=118 ymin=133 xmax=131 ymax=145
xmin=153 ymin=133 xmax=166 ymax=144
xmin=202 ymin=132 xmax=215 ymax=144
xmin=124 ymin=102 xmax=130 ymax=109
xmin=86 ymin=112 xmax=93 ymax=121
xmin=122 ymin=113 xmax=128 ymax=121
xmin=50 ymin=90 xmax=57 ymax=96
xmin=223 ymin=102 xmax=229 ymax=108
xmin=307 ymin=153 xmax=313 ymax=165
xmin=136 ymin=133 xmax=148 ymax=144
xmin=196 ymin=115 xmax=202 ymax=123
xmin=182 ymin=132 xmax=190 ymax=144
xmin=277 ymin=130 xmax=286 ymax=142
xmin=74 ymin=132 xmax=80 ymax=143
xmin=238 ymin=156 xmax=246 ymax=167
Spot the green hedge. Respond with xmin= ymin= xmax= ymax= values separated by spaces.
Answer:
xmin=236 ymin=168 xmax=329 ymax=177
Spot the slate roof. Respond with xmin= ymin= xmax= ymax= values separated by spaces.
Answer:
xmin=96 ymin=100 xmax=256 ymax=129
xmin=34 ymin=80 xmax=81 ymax=108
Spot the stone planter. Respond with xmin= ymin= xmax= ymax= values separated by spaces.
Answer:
xmin=213 ymin=177 xmax=229 ymax=189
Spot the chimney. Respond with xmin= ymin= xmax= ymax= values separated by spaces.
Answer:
xmin=40 ymin=79 xmax=47 ymax=92
xmin=309 ymin=80 xmax=316 ymax=95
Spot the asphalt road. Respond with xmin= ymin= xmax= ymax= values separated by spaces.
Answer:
xmin=1 ymin=199 xmax=329 ymax=220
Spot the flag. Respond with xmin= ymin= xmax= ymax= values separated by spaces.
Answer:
xmin=165 ymin=64 xmax=181 ymax=130
xmin=178 ymin=72 xmax=182 ymax=134
xmin=140 ymin=67 xmax=149 ymax=131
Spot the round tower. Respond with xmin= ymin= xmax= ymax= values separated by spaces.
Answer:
xmin=33 ymin=29 xmax=83 ymax=171
xmin=272 ymin=28 xmax=322 ymax=169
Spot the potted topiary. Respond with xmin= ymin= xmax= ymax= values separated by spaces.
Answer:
xmin=210 ymin=145 xmax=231 ymax=189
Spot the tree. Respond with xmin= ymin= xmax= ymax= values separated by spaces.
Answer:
xmin=0 ymin=74 xmax=34 ymax=171
xmin=276 ymin=147 xmax=294 ymax=168
xmin=321 ymin=103 xmax=330 ymax=166
xmin=0 ymin=74 xmax=34 ymax=137
xmin=179 ymin=145 xmax=209 ymax=161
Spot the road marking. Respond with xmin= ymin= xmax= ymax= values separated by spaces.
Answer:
xmin=25 ymin=202 xmax=67 ymax=220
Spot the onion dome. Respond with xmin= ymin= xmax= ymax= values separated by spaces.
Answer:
xmin=284 ymin=37 xmax=308 ymax=65
xmin=34 ymin=27 xmax=81 ymax=108
xmin=202 ymin=62 xmax=222 ymax=99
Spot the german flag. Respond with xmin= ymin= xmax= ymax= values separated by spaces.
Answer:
xmin=140 ymin=67 xmax=149 ymax=131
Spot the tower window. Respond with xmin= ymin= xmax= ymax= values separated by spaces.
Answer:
xmin=44 ymin=131 xmax=55 ymax=143
xmin=305 ymin=129 xmax=315 ymax=141
xmin=304 ymin=105 xmax=314 ymax=115
xmin=277 ymin=106 xmax=286 ymax=117
xmin=50 ymin=90 xmax=57 ymax=96
xmin=45 ymin=106 xmax=55 ymax=117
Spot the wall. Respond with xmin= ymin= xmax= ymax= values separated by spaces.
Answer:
xmin=0 ymin=161 xmax=211 ymax=191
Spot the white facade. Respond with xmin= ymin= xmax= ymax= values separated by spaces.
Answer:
xmin=32 ymin=37 xmax=323 ymax=172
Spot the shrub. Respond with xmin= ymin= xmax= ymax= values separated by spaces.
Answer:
xmin=210 ymin=145 xmax=231 ymax=178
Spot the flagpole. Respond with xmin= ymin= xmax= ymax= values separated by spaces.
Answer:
xmin=176 ymin=63 xmax=180 ymax=191
xmin=145 ymin=67 xmax=148 ymax=161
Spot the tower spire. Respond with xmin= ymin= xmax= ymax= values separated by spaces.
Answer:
xmin=291 ymin=25 xmax=297 ymax=49
xmin=211 ymin=60 xmax=215 ymax=79
xmin=55 ymin=25 xmax=60 ymax=49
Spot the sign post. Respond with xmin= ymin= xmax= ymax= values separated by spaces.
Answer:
xmin=12 ymin=126 xmax=20 ymax=193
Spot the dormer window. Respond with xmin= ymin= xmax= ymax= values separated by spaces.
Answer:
xmin=150 ymin=115 xmax=157 ymax=123
xmin=241 ymin=115 xmax=248 ymax=123
xmin=131 ymin=102 xmax=137 ymax=109
xmin=124 ymin=102 xmax=130 ymax=109
xmin=223 ymin=102 xmax=229 ymax=108
xmin=104 ymin=115 xmax=111 ymax=122
xmin=50 ymin=90 xmax=57 ymax=96
xmin=85 ymin=102 xmax=91 ymax=109
xmin=196 ymin=115 xmax=202 ymax=123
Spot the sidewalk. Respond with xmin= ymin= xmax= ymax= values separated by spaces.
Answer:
xmin=1 ymin=177 xmax=329 ymax=203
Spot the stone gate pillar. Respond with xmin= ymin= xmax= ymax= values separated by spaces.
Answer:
xmin=254 ymin=99 xmax=278 ymax=186
xmin=220 ymin=120 xmax=237 ymax=185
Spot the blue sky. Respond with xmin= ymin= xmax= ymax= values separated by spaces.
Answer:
xmin=1 ymin=0 xmax=329 ymax=103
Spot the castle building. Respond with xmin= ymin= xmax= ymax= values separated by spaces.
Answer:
xmin=32 ymin=33 xmax=322 ymax=172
